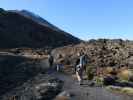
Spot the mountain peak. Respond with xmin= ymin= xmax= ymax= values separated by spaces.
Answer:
xmin=0 ymin=8 xmax=80 ymax=48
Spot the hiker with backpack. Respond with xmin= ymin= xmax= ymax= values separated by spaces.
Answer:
xmin=48 ymin=53 xmax=54 ymax=68
xmin=75 ymin=51 xmax=87 ymax=85
xmin=56 ymin=54 xmax=64 ymax=72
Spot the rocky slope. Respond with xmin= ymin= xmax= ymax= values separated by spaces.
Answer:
xmin=0 ymin=55 xmax=43 ymax=96
xmin=52 ymin=39 xmax=133 ymax=68
xmin=0 ymin=39 xmax=133 ymax=100
xmin=0 ymin=54 xmax=63 ymax=100
xmin=0 ymin=8 xmax=80 ymax=48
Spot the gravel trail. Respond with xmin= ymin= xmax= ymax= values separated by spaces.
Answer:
xmin=52 ymin=72 xmax=133 ymax=100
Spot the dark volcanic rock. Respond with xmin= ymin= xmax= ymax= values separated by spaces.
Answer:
xmin=0 ymin=54 xmax=63 ymax=100
xmin=0 ymin=55 xmax=46 ymax=96
xmin=0 ymin=8 xmax=80 ymax=48
xmin=103 ymin=76 xmax=118 ymax=86
xmin=34 ymin=77 xmax=63 ymax=100
xmin=1 ymin=74 xmax=63 ymax=100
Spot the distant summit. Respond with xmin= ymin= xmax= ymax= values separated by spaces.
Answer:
xmin=0 ymin=8 xmax=80 ymax=48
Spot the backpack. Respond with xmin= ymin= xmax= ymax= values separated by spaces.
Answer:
xmin=74 ymin=58 xmax=80 ymax=72
xmin=48 ymin=55 xmax=53 ymax=63
xmin=75 ymin=57 xmax=84 ymax=72
xmin=75 ymin=55 xmax=88 ymax=72
xmin=80 ymin=55 xmax=86 ymax=66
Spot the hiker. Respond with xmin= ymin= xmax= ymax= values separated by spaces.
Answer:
xmin=75 ymin=52 xmax=87 ymax=85
xmin=74 ymin=57 xmax=80 ymax=72
xmin=56 ymin=54 xmax=64 ymax=72
xmin=48 ymin=53 xmax=54 ymax=68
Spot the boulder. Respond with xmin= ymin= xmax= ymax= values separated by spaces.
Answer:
xmin=34 ymin=78 xmax=63 ymax=100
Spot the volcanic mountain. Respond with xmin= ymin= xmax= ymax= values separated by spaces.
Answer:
xmin=0 ymin=8 xmax=80 ymax=48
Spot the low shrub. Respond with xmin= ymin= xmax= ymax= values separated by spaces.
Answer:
xmin=93 ymin=76 xmax=104 ymax=86
xmin=86 ymin=65 xmax=95 ymax=80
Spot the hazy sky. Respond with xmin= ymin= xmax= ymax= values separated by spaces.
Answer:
xmin=0 ymin=0 xmax=133 ymax=40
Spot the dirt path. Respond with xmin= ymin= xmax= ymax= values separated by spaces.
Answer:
xmin=51 ymin=72 xmax=133 ymax=100
xmin=0 ymin=55 xmax=132 ymax=100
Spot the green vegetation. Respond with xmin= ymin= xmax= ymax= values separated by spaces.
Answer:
xmin=93 ymin=76 xmax=104 ymax=86
xmin=86 ymin=65 xmax=95 ymax=80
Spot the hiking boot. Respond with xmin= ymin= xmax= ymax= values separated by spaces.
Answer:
xmin=79 ymin=80 xmax=83 ymax=85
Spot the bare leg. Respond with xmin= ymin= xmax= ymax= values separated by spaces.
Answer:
xmin=57 ymin=65 xmax=60 ymax=72
xmin=76 ymin=71 xmax=82 ymax=84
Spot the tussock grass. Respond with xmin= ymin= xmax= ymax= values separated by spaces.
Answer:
xmin=106 ymin=86 xmax=133 ymax=95
xmin=118 ymin=69 xmax=133 ymax=81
